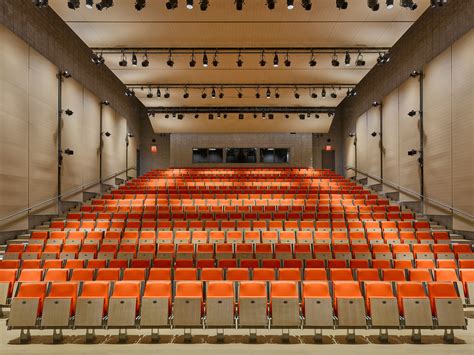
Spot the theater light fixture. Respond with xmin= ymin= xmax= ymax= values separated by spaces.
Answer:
xmin=344 ymin=51 xmax=351 ymax=66
xmin=91 ymin=52 xmax=104 ymax=65
xmin=255 ymin=88 xmax=261 ymax=99
xmin=219 ymin=89 xmax=224 ymax=99
xmin=183 ymin=87 xmax=189 ymax=99
xmin=208 ymin=114 xmax=214 ymax=120
xmin=166 ymin=0 xmax=178 ymax=10
xmin=156 ymin=88 xmax=161 ymax=97
xmin=104 ymin=132 xmax=111 ymax=137
xmin=371 ymin=131 xmax=378 ymax=137
xmin=408 ymin=110 xmax=417 ymax=117
xmin=302 ymin=0 xmax=312 ymax=10
xmin=119 ymin=52 xmax=127 ymax=67
xmin=211 ymin=87 xmax=216 ymax=99
xmin=355 ymin=52 xmax=365 ymax=66
xmin=236 ymin=51 xmax=243 ymax=67
xmin=273 ymin=52 xmax=279 ymax=67
xmin=386 ymin=0 xmax=394 ymax=8
xmin=266 ymin=0 xmax=276 ymax=9
xmin=163 ymin=89 xmax=170 ymax=99
xmin=348 ymin=133 xmax=356 ymax=138
xmin=131 ymin=52 xmax=138 ymax=66
xmin=33 ymin=0 xmax=49 ymax=7
xmin=101 ymin=100 xmax=110 ymax=106
xmin=311 ymin=90 xmax=318 ymax=99
xmin=372 ymin=101 xmax=380 ymax=107
xmin=200 ymin=0 xmax=209 ymax=11
xmin=64 ymin=109 xmax=74 ymax=116
xmin=410 ymin=70 xmax=421 ymax=77
xmin=202 ymin=51 xmax=209 ymax=67
xmin=86 ymin=0 xmax=94 ymax=9
xmin=336 ymin=0 xmax=348 ymax=9
xmin=239 ymin=113 xmax=244 ymax=120
xmin=321 ymin=87 xmax=326 ymax=98
xmin=331 ymin=52 xmax=340 ymax=67
xmin=142 ymin=52 xmax=149 ymax=67
xmin=368 ymin=0 xmax=380 ymax=11
xmin=309 ymin=52 xmax=317 ymax=67
xmin=212 ymin=51 xmax=219 ymax=67
xmin=400 ymin=0 xmax=417 ymax=10
xmin=294 ymin=88 xmax=300 ymax=99
xmin=186 ymin=0 xmax=194 ymax=9
xmin=259 ymin=50 xmax=266 ymax=67
xmin=189 ymin=51 xmax=196 ymax=67
xmin=330 ymin=91 xmax=337 ymax=99
xmin=284 ymin=52 xmax=291 ymax=67
xmin=201 ymin=89 xmax=207 ymax=99
xmin=63 ymin=148 xmax=74 ymax=155
xmin=235 ymin=0 xmax=244 ymax=10
xmin=166 ymin=50 xmax=174 ymax=67
xmin=68 ymin=0 xmax=80 ymax=10
xmin=194 ymin=114 xmax=199 ymax=118
xmin=266 ymin=88 xmax=271 ymax=99
xmin=178 ymin=114 xmax=184 ymax=120
xmin=275 ymin=89 xmax=280 ymax=99
xmin=96 ymin=0 xmax=113 ymax=10
xmin=147 ymin=88 xmax=153 ymax=98
xmin=431 ymin=0 xmax=448 ymax=6
xmin=407 ymin=149 xmax=418 ymax=156
xmin=135 ymin=0 xmax=146 ymax=11
xmin=287 ymin=0 xmax=294 ymax=9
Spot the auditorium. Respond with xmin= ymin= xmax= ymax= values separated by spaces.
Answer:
xmin=0 ymin=1 xmax=472 ymax=354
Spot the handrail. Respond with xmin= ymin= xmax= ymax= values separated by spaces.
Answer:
xmin=0 ymin=167 xmax=136 ymax=223
xmin=345 ymin=166 xmax=473 ymax=220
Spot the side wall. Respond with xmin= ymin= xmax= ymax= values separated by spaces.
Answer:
xmin=0 ymin=25 xmax=137 ymax=232
xmin=341 ymin=30 xmax=473 ymax=232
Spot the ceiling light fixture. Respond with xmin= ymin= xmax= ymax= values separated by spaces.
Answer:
xmin=344 ymin=51 xmax=351 ymax=66
xmin=302 ymin=0 xmax=312 ymax=10
xmin=119 ymin=51 xmax=127 ymax=67
xmin=309 ymin=51 xmax=317 ymax=67
xmin=189 ymin=50 xmax=196 ymax=67
xmin=166 ymin=50 xmax=174 ymax=67
xmin=186 ymin=0 xmax=194 ymax=9
xmin=386 ymin=0 xmax=394 ymax=8
xmin=287 ymin=0 xmax=294 ymax=9
xmin=212 ymin=51 xmax=219 ymax=67
xmin=156 ymin=88 xmax=161 ymax=97
xmin=260 ymin=50 xmax=266 ymax=67
xmin=368 ymin=0 xmax=379 ymax=11
xmin=203 ymin=51 xmax=208 ymax=67
xmin=284 ymin=51 xmax=291 ymax=67
xmin=165 ymin=0 xmax=178 ymax=10
xmin=273 ymin=52 xmax=279 ymax=67
xmin=96 ymin=0 xmax=113 ymax=10
xmin=321 ymin=87 xmax=326 ymax=98
xmin=85 ymin=0 xmax=94 ymax=9
xmin=400 ymin=0 xmax=417 ymax=10
xmin=266 ymin=88 xmax=271 ymax=99
xmin=266 ymin=0 xmax=276 ymax=9
xmin=131 ymin=52 xmax=138 ymax=66
xmin=355 ymin=52 xmax=365 ymax=66
xmin=135 ymin=0 xmax=146 ymax=11
xmin=142 ymin=52 xmax=149 ymax=67
xmin=183 ymin=87 xmax=189 ymax=99
xmin=164 ymin=89 xmax=170 ymax=99
xmin=236 ymin=50 xmax=243 ymax=67
xmin=235 ymin=0 xmax=244 ymax=10
xmin=336 ymin=0 xmax=348 ymax=9
xmin=33 ymin=0 xmax=49 ymax=7
xmin=67 ymin=0 xmax=80 ymax=10
xmin=200 ymin=0 xmax=209 ymax=11
xmin=331 ymin=52 xmax=340 ymax=67
xmin=147 ymin=88 xmax=153 ymax=98
xmin=211 ymin=87 xmax=216 ymax=99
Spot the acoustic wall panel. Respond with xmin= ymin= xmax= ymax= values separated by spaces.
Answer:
xmin=355 ymin=113 xmax=367 ymax=180
xmin=366 ymin=106 xmax=381 ymax=185
xmin=381 ymin=88 xmax=400 ymax=193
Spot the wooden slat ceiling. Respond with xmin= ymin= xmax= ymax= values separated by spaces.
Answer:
xmin=49 ymin=0 xmax=430 ymax=133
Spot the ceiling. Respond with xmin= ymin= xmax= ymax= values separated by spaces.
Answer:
xmin=49 ymin=0 xmax=430 ymax=133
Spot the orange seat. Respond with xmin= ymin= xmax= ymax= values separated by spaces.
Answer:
xmin=382 ymin=269 xmax=406 ymax=281
xmin=408 ymin=269 xmax=433 ymax=282
xmin=427 ymin=282 xmax=459 ymax=315
xmin=43 ymin=268 xmax=68 ymax=282
xmin=239 ymin=281 xmax=267 ymax=298
xmin=396 ymin=282 xmax=427 ymax=315
xmin=96 ymin=268 xmax=120 ymax=281
xmin=70 ymin=268 xmax=95 ymax=281
xmin=0 ymin=269 xmax=17 ymax=297
xmin=253 ymin=268 xmax=275 ymax=281
xmin=148 ymin=268 xmax=172 ymax=280
xmin=364 ymin=281 xmax=395 ymax=315
xmin=207 ymin=281 xmax=234 ymax=298
xmin=333 ymin=281 xmax=363 ymax=314
xmin=79 ymin=281 xmax=110 ymax=316
xmin=122 ymin=268 xmax=146 ymax=281
xmin=175 ymin=268 xmax=198 ymax=281
xmin=278 ymin=268 xmax=301 ymax=281
xmin=47 ymin=282 xmax=78 ymax=316
xmin=201 ymin=268 xmax=224 ymax=281
xmin=16 ymin=282 xmax=47 ymax=316
xmin=226 ymin=268 xmax=250 ymax=281
xmin=111 ymin=281 xmax=141 ymax=314
xmin=330 ymin=268 xmax=353 ymax=281
xmin=143 ymin=281 xmax=172 ymax=315
xmin=175 ymin=281 xmax=203 ymax=314
xmin=356 ymin=268 xmax=380 ymax=281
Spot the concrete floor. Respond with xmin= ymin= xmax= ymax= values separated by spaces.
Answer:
xmin=1 ymin=317 xmax=473 ymax=355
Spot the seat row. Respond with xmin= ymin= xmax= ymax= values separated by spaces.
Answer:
xmin=21 ymin=230 xmax=456 ymax=246
xmin=2 ymin=256 xmax=474 ymax=271
xmin=6 ymin=280 xmax=467 ymax=343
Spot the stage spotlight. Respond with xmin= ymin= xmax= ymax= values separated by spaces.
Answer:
xmin=132 ymin=52 xmax=138 ymax=66
xmin=371 ymin=132 xmax=378 ymax=137
xmin=203 ymin=51 xmax=209 ymax=67
xmin=372 ymin=101 xmax=380 ymax=107
xmin=212 ymin=51 xmax=219 ymax=67
xmin=166 ymin=0 xmax=178 ymax=10
xmin=266 ymin=0 xmax=276 ymax=9
xmin=284 ymin=52 xmax=291 ymax=67
xmin=119 ymin=52 xmax=127 ymax=67
xmin=287 ymin=0 xmax=294 ymax=9
xmin=336 ymin=0 xmax=348 ymax=9
xmin=189 ymin=51 xmax=196 ymax=67
xmin=408 ymin=110 xmax=417 ymax=117
xmin=164 ymin=89 xmax=170 ymax=99
xmin=96 ymin=0 xmax=113 ymax=10
xmin=331 ymin=92 xmax=337 ymax=98
xmin=211 ymin=87 xmax=216 ymax=99
xmin=166 ymin=50 xmax=174 ymax=67
xmin=311 ymin=91 xmax=318 ymax=99
xmin=321 ymin=87 xmax=326 ymax=98
xmin=142 ymin=52 xmax=149 ymax=67
xmin=86 ymin=0 xmax=94 ymax=9
xmin=235 ymin=0 xmax=244 ymax=10
xmin=183 ymin=88 xmax=189 ymax=99
xmin=386 ymin=0 xmax=394 ymax=8
xmin=68 ymin=0 xmax=80 ymax=10
xmin=33 ymin=0 xmax=49 ymax=7
xmin=201 ymin=90 xmax=207 ymax=99
xmin=236 ymin=51 xmax=243 ymax=67
xmin=273 ymin=52 xmax=279 ymax=67
xmin=64 ymin=109 xmax=74 ymax=116
xmin=368 ymin=0 xmax=379 ymax=11
xmin=302 ymin=0 xmax=312 ymax=10
xmin=331 ymin=53 xmax=340 ymax=67
xmin=260 ymin=50 xmax=266 ymax=67
xmin=135 ymin=0 xmax=146 ymax=11
xmin=344 ymin=51 xmax=351 ymax=66
xmin=186 ymin=0 xmax=194 ymax=9
xmin=156 ymin=88 xmax=161 ymax=97
xmin=355 ymin=52 xmax=365 ymax=66
xmin=239 ymin=113 xmax=244 ymax=120
xmin=104 ymin=131 xmax=111 ymax=137
xmin=200 ymin=0 xmax=209 ymax=10
xmin=64 ymin=148 xmax=74 ymax=155
xmin=401 ymin=0 xmax=417 ymax=10
xmin=266 ymin=88 xmax=271 ymax=99
xmin=147 ymin=88 xmax=153 ymax=99
xmin=309 ymin=52 xmax=317 ymax=67
xmin=407 ymin=149 xmax=418 ymax=156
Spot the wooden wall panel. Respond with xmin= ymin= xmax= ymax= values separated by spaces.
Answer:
xmin=61 ymin=78 xmax=84 ymax=202
xmin=381 ymin=88 xmax=400 ymax=193
xmin=28 ymin=49 xmax=58 ymax=215
xmin=423 ymin=47 xmax=453 ymax=215
xmin=397 ymin=78 xmax=421 ymax=201
xmin=366 ymin=106 xmax=381 ymax=185
xmin=355 ymin=113 xmax=367 ymax=180
xmin=451 ymin=30 xmax=474 ymax=231
xmin=82 ymin=89 xmax=101 ymax=193
xmin=0 ymin=26 xmax=29 ymax=230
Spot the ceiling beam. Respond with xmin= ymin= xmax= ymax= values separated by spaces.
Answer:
xmin=147 ymin=106 xmax=336 ymax=114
